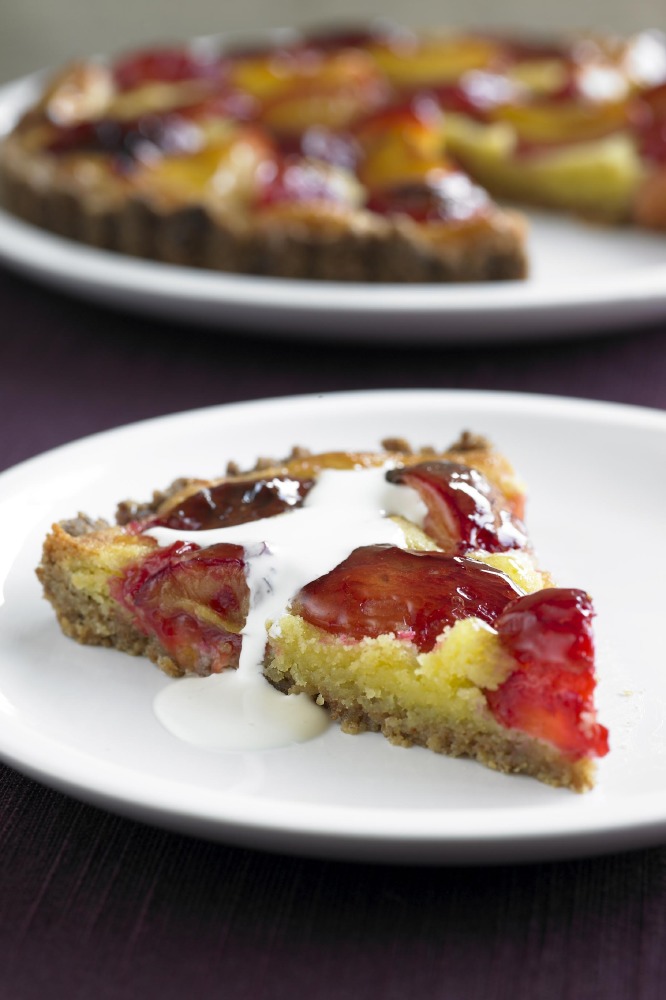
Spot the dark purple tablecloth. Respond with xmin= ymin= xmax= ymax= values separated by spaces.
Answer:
xmin=1 ymin=263 xmax=665 ymax=999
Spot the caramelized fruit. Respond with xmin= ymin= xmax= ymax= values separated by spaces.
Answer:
xmin=354 ymin=97 xmax=446 ymax=190
xmin=632 ymin=82 xmax=666 ymax=163
xmin=488 ymin=588 xmax=609 ymax=757
xmin=424 ymin=67 xmax=528 ymax=119
xmin=47 ymin=112 xmax=201 ymax=167
xmin=111 ymin=541 xmax=249 ymax=674
xmin=291 ymin=544 xmax=521 ymax=651
xmin=113 ymin=48 xmax=227 ymax=89
xmin=386 ymin=461 xmax=527 ymax=552
xmin=365 ymin=173 xmax=490 ymax=222
xmin=277 ymin=126 xmax=361 ymax=170
xmin=257 ymin=155 xmax=353 ymax=207
xmin=153 ymin=476 xmax=315 ymax=530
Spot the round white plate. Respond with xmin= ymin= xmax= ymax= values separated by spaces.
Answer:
xmin=1 ymin=73 xmax=666 ymax=342
xmin=0 ymin=389 xmax=665 ymax=864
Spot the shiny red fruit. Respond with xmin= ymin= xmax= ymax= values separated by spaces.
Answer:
xmin=291 ymin=544 xmax=521 ymax=651
xmin=386 ymin=461 xmax=527 ymax=553
xmin=47 ymin=112 xmax=199 ymax=167
xmin=365 ymin=172 xmax=490 ymax=223
xmin=257 ymin=155 xmax=351 ymax=207
xmin=153 ymin=476 xmax=315 ymax=530
xmin=631 ymin=82 xmax=666 ymax=164
xmin=277 ymin=126 xmax=361 ymax=170
xmin=488 ymin=588 xmax=609 ymax=757
xmin=111 ymin=541 xmax=249 ymax=675
xmin=113 ymin=48 xmax=227 ymax=89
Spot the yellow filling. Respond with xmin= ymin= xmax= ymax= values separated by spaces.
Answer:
xmin=446 ymin=114 xmax=644 ymax=220
xmin=267 ymin=613 xmax=516 ymax=731
xmin=67 ymin=535 xmax=153 ymax=607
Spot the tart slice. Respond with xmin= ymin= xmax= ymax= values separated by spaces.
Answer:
xmin=37 ymin=434 xmax=608 ymax=791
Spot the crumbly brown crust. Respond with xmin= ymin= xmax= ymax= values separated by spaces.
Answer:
xmin=0 ymin=133 xmax=528 ymax=283
xmin=265 ymin=654 xmax=595 ymax=792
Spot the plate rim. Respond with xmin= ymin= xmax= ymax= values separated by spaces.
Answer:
xmin=1 ymin=388 xmax=666 ymax=864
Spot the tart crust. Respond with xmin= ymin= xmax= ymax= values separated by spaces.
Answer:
xmin=0 ymin=131 xmax=528 ymax=282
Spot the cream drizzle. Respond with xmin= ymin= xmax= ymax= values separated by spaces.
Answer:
xmin=151 ymin=465 xmax=427 ymax=751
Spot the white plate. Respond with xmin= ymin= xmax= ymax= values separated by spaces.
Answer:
xmin=1 ymin=73 xmax=666 ymax=342
xmin=0 ymin=389 xmax=665 ymax=864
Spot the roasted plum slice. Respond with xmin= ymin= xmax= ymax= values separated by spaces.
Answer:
xmin=111 ymin=541 xmax=249 ymax=675
xmin=354 ymin=96 xmax=447 ymax=191
xmin=386 ymin=460 xmax=527 ymax=553
xmin=277 ymin=125 xmax=361 ymax=170
xmin=428 ymin=70 xmax=525 ymax=120
xmin=257 ymin=69 xmax=389 ymax=135
xmin=488 ymin=588 xmax=609 ymax=757
xmin=256 ymin=154 xmax=358 ymax=208
xmin=365 ymin=172 xmax=491 ymax=222
xmin=152 ymin=476 xmax=315 ymax=530
xmin=290 ymin=543 xmax=522 ymax=652
xmin=113 ymin=47 xmax=228 ymax=89
xmin=47 ymin=111 xmax=202 ymax=167
xmin=291 ymin=544 xmax=607 ymax=759
xmin=46 ymin=85 xmax=259 ymax=164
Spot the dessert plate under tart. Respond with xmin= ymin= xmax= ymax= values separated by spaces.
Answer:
xmin=0 ymin=389 xmax=664 ymax=864
xmin=2 ymin=72 xmax=666 ymax=343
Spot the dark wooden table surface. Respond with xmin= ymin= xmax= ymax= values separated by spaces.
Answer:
xmin=1 ymin=261 xmax=665 ymax=999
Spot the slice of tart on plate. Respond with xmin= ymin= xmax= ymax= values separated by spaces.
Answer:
xmin=37 ymin=432 xmax=608 ymax=791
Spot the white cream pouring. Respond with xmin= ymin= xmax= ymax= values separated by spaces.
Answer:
xmin=150 ymin=465 xmax=427 ymax=751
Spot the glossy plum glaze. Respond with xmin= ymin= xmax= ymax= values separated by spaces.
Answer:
xmin=365 ymin=173 xmax=491 ymax=222
xmin=489 ymin=589 xmax=609 ymax=757
xmin=152 ymin=476 xmax=315 ymax=530
xmin=385 ymin=461 xmax=526 ymax=551
xmin=290 ymin=543 xmax=522 ymax=651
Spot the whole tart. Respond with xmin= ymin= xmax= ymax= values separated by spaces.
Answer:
xmin=37 ymin=434 xmax=609 ymax=791
xmin=3 ymin=24 xmax=666 ymax=283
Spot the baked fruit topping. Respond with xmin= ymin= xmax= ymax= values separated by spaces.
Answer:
xmin=289 ymin=547 xmax=608 ymax=760
xmin=37 ymin=435 xmax=609 ymax=791
xmin=290 ymin=544 xmax=522 ymax=650
xmin=150 ymin=475 xmax=315 ymax=530
xmin=490 ymin=589 xmax=609 ymax=758
xmin=111 ymin=540 xmax=248 ymax=675
xmin=385 ymin=460 xmax=527 ymax=552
